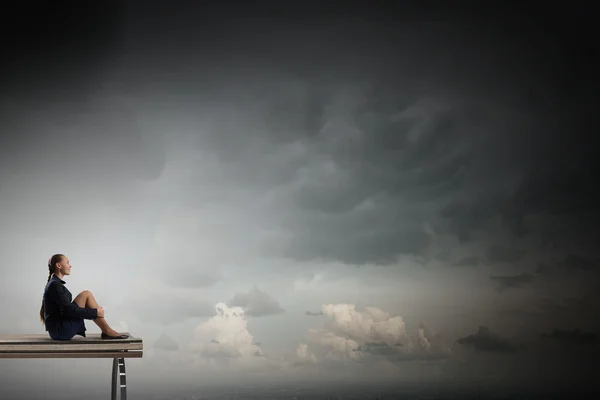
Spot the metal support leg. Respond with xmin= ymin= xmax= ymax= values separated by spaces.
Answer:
xmin=111 ymin=357 xmax=127 ymax=400
xmin=111 ymin=358 xmax=117 ymax=400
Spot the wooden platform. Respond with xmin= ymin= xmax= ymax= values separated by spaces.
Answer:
xmin=0 ymin=333 xmax=143 ymax=399
xmin=0 ymin=332 xmax=143 ymax=358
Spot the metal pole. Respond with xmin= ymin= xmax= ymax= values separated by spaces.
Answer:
xmin=111 ymin=358 xmax=118 ymax=400
xmin=111 ymin=357 xmax=127 ymax=400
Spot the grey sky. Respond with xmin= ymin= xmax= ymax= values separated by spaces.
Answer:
xmin=1 ymin=1 xmax=599 ymax=397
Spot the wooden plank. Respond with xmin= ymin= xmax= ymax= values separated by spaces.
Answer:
xmin=0 ymin=342 xmax=143 ymax=351
xmin=0 ymin=332 xmax=141 ymax=344
xmin=0 ymin=351 xmax=143 ymax=359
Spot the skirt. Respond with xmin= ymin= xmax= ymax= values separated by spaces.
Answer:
xmin=47 ymin=304 xmax=88 ymax=341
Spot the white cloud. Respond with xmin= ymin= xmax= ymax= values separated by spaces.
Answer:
xmin=303 ymin=304 xmax=451 ymax=365
xmin=180 ymin=302 xmax=284 ymax=375
xmin=190 ymin=302 xmax=262 ymax=357
xmin=321 ymin=303 xmax=412 ymax=347
xmin=307 ymin=329 xmax=362 ymax=361
xmin=295 ymin=343 xmax=318 ymax=364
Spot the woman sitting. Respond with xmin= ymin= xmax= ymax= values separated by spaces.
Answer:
xmin=40 ymin=253 xmax=128 ymax=340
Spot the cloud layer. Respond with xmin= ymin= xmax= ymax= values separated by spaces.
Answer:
xmin=229 ymin=286 xmax=284 ymax=317
xmin=302 ymin=304 xmax=451 ymax=366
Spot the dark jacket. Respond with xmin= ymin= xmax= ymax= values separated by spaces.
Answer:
xmin=43 ymin=275 xmax=97 ymax=332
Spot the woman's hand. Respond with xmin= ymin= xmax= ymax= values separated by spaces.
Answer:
xmin=97 ymin=306 xmax=105 ymax=318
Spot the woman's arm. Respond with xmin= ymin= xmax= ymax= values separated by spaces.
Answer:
xmin=46 ymin=282 xmax=98 ymax=320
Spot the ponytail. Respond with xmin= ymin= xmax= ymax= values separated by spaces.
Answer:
xmin=39 ymin=254 xmax=64 ymax=324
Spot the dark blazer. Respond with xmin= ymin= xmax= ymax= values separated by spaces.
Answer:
xmin=43 ymin=275 xmax=98 ymax=332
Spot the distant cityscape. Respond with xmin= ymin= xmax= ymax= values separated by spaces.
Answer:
xmin=1 ymin=379 xmax=597 ymax=399
xmin=119 ymin=384 xmax=598 ymax=400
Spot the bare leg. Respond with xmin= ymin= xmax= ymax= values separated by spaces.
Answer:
xmin=73 ymin=290 xmax=120 ymax=336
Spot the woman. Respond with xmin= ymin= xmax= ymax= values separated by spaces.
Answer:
xmin=40 ymin=254 xmax=129 ymax=340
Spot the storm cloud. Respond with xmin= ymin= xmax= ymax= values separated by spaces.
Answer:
xmin=229 ymin=286 xmax=284 ymax=317
xmin=489 ymin=273 xmax=536 ymax=292
xmin=540 ymin=329 xmax=599 ymax=347
xmin=457 ymin=326 xmax=522 ymax=354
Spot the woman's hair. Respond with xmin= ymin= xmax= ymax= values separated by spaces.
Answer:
xmin=39 ymin=254 xmax=65 ymax=324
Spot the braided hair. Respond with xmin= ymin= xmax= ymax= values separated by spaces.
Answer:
xmin=39 ymin=254 xmax=65 ymax=324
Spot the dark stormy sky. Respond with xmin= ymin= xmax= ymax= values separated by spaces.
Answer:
xmin=0 ymin=1 xmax=599 ymax=397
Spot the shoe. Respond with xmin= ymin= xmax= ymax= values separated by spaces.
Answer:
xmin=101 ymin=332 xmax=130 ymax=339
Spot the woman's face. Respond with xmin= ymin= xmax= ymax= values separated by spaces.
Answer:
xmin=57 ymin=257 xmax=72 ymax=276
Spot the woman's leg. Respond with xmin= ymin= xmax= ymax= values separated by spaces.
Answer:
xmin=73 ymin=290 xmax=120 ymax=336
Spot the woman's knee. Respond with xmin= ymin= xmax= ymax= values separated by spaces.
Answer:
xmin=80 ymin=290 xmax=92 ymax=297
